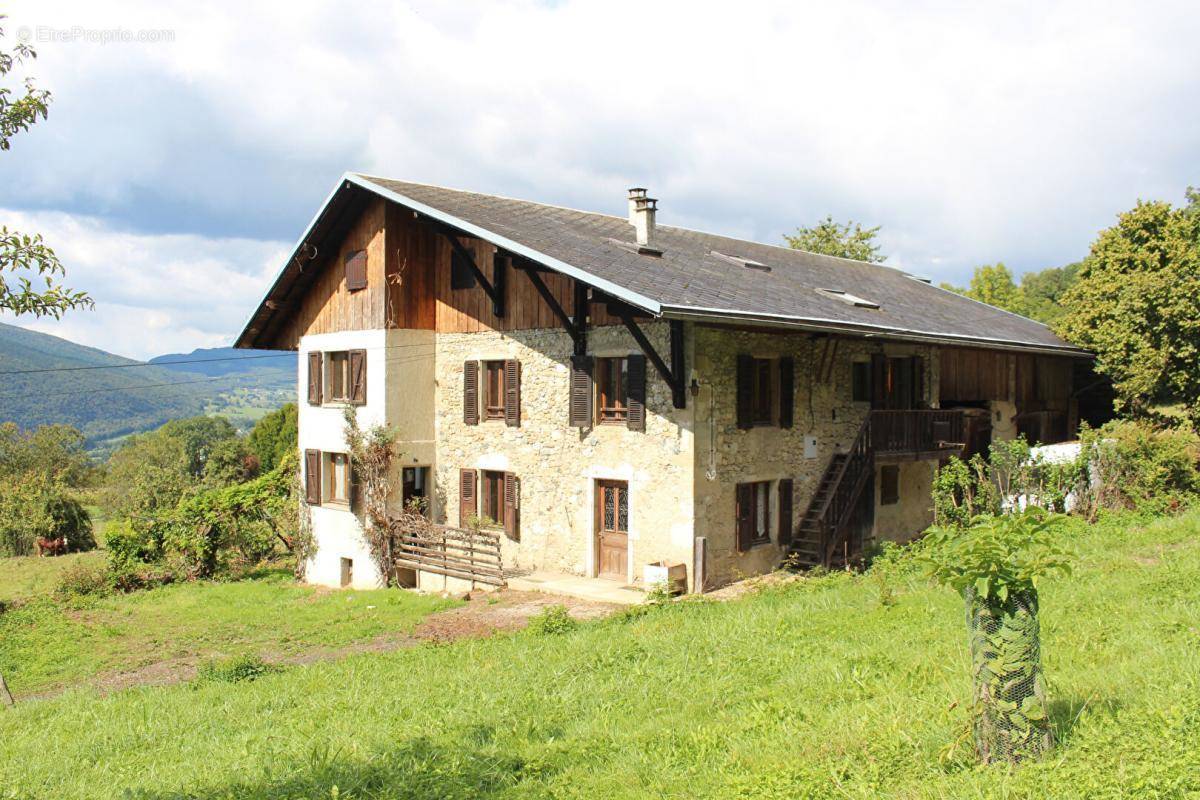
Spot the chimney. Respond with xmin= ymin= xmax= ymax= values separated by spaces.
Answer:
xmin=627 ymin=188 xmax=657 ymax=246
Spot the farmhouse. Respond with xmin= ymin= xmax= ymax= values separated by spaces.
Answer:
xmin=237 ymin=174 xmax=1095 ymax=592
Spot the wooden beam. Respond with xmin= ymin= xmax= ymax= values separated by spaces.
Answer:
xmin=617 ymin=310 xmax=686 ymax=409
xmin=520 ymin=265 xmax=580 ymax=346
xmin=573 ymin=281 xmax=589 ymax=356
xmin=444 ymin=234 xmax=503 ymax=317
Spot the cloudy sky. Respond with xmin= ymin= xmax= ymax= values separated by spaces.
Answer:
xmin=2 ymin=0 xmax=1198 ymax=359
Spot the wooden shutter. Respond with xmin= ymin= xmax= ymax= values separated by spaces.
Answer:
xmin=463 ymin=361 xmax=479 ymax=425
xmin=735 ymin=482 xmax=754 ymax=552
xmin=626 ymin=354 xmax=646 ymax=432
xmin=344 ymin=249 xmax=367 ymax=291
xmin=503 ymin=359 xmax=521 ymax=427
xmin=349 ymin=349 xmax=367 ymax=405
xmin=503 ymin=472 xmax=520 ymax=541
xmin=779 ymin=356 xmax=795 ymax=429
xmin=307 ymin=352 xmax=322 ymax=405
xmin=778 ymin=479 xmax=794 ymax=546
xmin=459 ymin=469 xmax=477 ymax=527
xmin=736 ymin=354 xmax=754 ymax=430
xmin=569 ymin=355 xmax=593 ymax=427
xmin=304 ymin=449 xmax=321 ymax=504
xmin=871 ymin=353 xmax=888 ymax=409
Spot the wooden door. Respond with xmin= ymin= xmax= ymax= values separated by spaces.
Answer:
xmin=595 ymin=480 xmax=629 ymax=580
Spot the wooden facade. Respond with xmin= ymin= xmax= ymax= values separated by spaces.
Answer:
xmin=269 ymin=195 xmax=621 ymax=348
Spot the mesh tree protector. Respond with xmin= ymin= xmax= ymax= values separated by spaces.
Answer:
xmin=964 ymin=587 xmax=1053 ymax=763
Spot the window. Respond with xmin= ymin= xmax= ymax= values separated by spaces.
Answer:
xmin=339 ymin=557 xmax=353 ymax=587
xmin=596 ymin=356 xmax=629 ymax=423
xmin=736 ymin=355 xmax=792 ymax=429
xmin=483 ymin=360 xmax=505 ymax=420
xmin=325 ymin=452 xmax=351 ymax=505
xmin=852 ymin=361 xmax=871 ymax=402
xmin=753 ymin=359 xmax=774 ymax=425
xmin=881 ymin=465 xmax=900 ymax=505
xmin=402 ymin=466 xmax=430 ymax=517
xmin=451 ymin=248 xmax=477 ymax=290
xmin=328 ymin=352 xmax=350 ymax=402
xmin=735 ymin=480 xmax=772 ymax=551
xmin=481 ymin=469 xmax=505 ymax=527
xmin=323 ymin=350 xmax=366 ymax=405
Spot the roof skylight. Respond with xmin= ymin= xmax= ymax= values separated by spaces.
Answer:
xmin=815 ymin=288 xmax=880 ymax=309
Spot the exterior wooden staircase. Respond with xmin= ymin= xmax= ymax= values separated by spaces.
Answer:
xmin=787 ymin=409 xmax=964 ymax=569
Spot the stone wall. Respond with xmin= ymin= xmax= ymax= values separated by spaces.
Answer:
xmin=433 ymin=321 xmax=698 ymax=587
xmin=691 ymin=327 xmax=941 ymax=587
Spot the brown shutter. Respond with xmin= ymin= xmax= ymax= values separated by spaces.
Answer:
xmin=626 ymin=354 xmax=647 ymax=432
xmin=503 ymin=359 xmax=521 ymax=427
xmin=463 ymin=361 xmax=479 ymax=425
xmin=779 ymin=356 xmax=795 ymax=429
xmin=503 ymin=472 xmax=520 ymax=541
xmin=345 ymin=249 xmax=367 ymax=291
xmin=735 ymin=482 xmax=753 ymax=552
xmin=349 ymin=349 xmax=367 ymax=405
xmin=304 ymin=449 xmax=321 ymax=504
xmin=459 ymin=469 xmax=477 ymax=527
xmin=871 ymin=353 xmax=888 ymax=409
xmin=569 ymin=355 xmax=593 ymax=427
xmin=307 ymin=352 xmax=322 ymax=405
xmin=736 ymin=354 xmax=754 ymax=430
xmin=778 ymin=479 xmax=794 ymax=546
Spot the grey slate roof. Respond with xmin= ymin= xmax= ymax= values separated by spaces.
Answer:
xmin=239 ymin=172 xmax=1087 ymax=355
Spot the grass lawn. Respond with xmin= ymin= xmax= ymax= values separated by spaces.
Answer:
xmin=0 ymin=568 xmax=457 ymax=696
xmin=2 ymin=510 xmax=1199 ymax=799
xmin=0 ymin=549 xmax=107 ymax=606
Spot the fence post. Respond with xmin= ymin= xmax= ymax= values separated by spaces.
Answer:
xmin=693 ymin=536 xmax=707 ymax=593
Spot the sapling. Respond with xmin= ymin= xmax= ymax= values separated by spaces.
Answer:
xmin=923 ymin=507 xmax=1072 ymax=763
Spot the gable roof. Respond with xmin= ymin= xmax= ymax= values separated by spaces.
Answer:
xmin=238 ymin=172 xmax=1087 ymax=356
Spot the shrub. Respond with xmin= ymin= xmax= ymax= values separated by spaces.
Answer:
xmin=1079 ymin=419 xmax=1200 ymax=515
xmin=53 ymin=560 xmax=110 ymax=600
xmin=196 ymin=654 xmax=277 ymax=684
xmin=526 ymin=604 xmax=577 ymax=636
xmin=0 ymin=473 xmax=94 ymax=557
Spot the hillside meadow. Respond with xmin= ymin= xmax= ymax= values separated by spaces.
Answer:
xmin=1 ymin=509 xmax=1198 ymax=799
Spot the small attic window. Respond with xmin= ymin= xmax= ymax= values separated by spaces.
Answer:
xmin=606 ymin=237 xmax=662 ymax=258
xmin=710 ymin=250 xmax=771 ymax=272
xmin=816 ymin=288 xmax=880 ymax=309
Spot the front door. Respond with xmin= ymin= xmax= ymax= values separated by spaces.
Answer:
xmin=595 ymin=480 xmax=629 ymax=580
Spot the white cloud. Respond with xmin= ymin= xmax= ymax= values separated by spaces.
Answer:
xmin=2 ymin=0 xmax=1200 ymax=354
xmin=0 ymin=208 xmax=286 ymax=359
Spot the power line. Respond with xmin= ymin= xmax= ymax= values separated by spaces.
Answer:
xmin=0 ymin=352 xmax=296 ymax=376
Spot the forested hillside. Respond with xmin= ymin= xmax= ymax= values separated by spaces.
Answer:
xmin=0 ymin=323 xmax=295 ymax=453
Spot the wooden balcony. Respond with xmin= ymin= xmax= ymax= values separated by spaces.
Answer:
xmin=868 ymin=409 xmax=965 ymax=461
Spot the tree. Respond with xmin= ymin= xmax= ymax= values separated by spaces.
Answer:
xmin=942 ymin=262 xmax=1080 ymax=325
xmin=246 ymin=403 xmax=298 ymax=472
xmin=784 ymin=215 xmax=885 ymax=263
xmin=1056 ymin=196 xmax=1200 ymax=420
xmin=103 ymin=415 xmax=240 ymax=520
xmin=0 ymin=16 xmax=91 ymax=318
xmin=0 ymin=422 xmax=94 ymax=556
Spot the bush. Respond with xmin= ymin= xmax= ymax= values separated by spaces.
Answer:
xmin=53 ymin=560 xmax=110 ymax=600
xmin=1079 ymin=419 xmax=1200 ymax=514
xmin=196 ymin=654 xmax=277 ymax=684
xmin=526 ymin=604 xmax=577 ymax=636
xmin=0 ymin=473 xmax=94 ymax=557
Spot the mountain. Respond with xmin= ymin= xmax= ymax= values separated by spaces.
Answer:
xmin=0 ymin=323 xmax=296 ymax=455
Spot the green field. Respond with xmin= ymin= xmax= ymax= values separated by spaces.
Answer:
xmin=0 ymin=568 xmax=456 ymax=697
xmin=2 ymin=510 xmax=1199 ymax=798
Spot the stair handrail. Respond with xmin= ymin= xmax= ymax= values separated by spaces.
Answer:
xmin=815 ymin=414 xmax=873 ymax=563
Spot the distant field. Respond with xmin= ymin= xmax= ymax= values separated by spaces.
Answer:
xmin=1 ymin=510 xmax=1198 ymax=799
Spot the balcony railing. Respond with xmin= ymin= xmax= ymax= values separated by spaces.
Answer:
xmin=868 ymin=409 xmax=965 ymax=456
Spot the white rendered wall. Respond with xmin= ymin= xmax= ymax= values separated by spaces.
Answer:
xmin=298 ymin=328 xmax=437 ymax=589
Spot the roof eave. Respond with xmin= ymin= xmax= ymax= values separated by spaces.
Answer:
xmin=660 ymin=305 xmax=1092 ymax=358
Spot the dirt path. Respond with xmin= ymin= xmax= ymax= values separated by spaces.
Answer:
xmin=19 ymin=590 xmax=621 ymax=702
